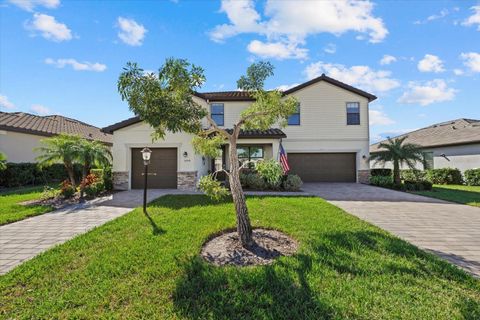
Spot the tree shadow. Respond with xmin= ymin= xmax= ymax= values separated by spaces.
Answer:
xmin=312 ymin=230 xmax=474 ymax=282
xmin=143 ymin=210 xmax=165 ymax=236
xmin=148 ymin=195 xmax=233 ymax=210
xmin=173 ymin=254 xmax=335 ymax=320
xmin=424 ymin=187 xmax=480 ymax=205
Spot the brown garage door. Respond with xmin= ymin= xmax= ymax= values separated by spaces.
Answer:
xmin=131 ymin=148 xmax=177 ymax=189
xmin=288 ymin=153 xmax=356 ymax=182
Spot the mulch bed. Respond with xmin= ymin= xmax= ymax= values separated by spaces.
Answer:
xmin=19 ymin=191 xmax=114 ymax=209
xmin=201 ymin=228 xmax=298 ymax=266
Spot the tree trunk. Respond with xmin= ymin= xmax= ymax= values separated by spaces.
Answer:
xmin=393 ymin=160 xmax=401 ymax=185
xmin=228 ymin=138 xmax=254 ymax=248
xmin=65 ymin=162 xmax=76 ymax=188
xmin=80 ymin=162 xmax=89 ymax=200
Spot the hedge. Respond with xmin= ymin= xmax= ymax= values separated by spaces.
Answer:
xmin=370 ymin=168 xmax=392 ymax=177
xmin=425 ymin=168 xmax=463 ymax=185
xmin=464 ymin=168 xmax=480 ymax=186
xmin=0 ymin=163 xmax=83 ymax=188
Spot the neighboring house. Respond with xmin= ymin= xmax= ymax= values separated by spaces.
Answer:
xmin=370 ymin=118 xmax=480 ymax=172
xmin=0 ymin=111 xmax=112 ymax=163
xmin=102 ymin=74 xmax=376 ymax=191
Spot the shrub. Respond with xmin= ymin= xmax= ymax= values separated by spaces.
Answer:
xmin=255 ymin=160 xmax=283 ymax=189
xmin=426 ymin=168 xmax=463 ymax=185
xmin=198 ymin=175 xmax=230 ymax=201
xmin=464 ymin=169 xmax=480 ymax=186
xmin=40 ymin=186 xmax=60 ymax=201
xmin=404 ymin=180 xmax=433 ymax=191
xmin=370 ymin=175 xmax=394 ymax=188
xmin=0 ymin=163 xmax=82 ymax=188
xmin=80 ymin=173 xmax=105 ymax=197
xmin=370 ymin=168 xmax=392 ymax=177
xmin=243 ymin=173 xmax=267 ymax=190
xmin=103 ymin=166 xmax=113 ymax=190
xmin=282 ymin=174 xmax=303 ymax=191
xmin=90 ymin=169 xmax=104 ymax=181
xmin=401 ymin=169 xmax=426 ymax=182
xmin=60 ymin=180 xmax=75 ymax=198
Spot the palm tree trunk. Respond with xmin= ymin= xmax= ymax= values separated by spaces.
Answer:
xmin=228 ymin=139 xmax=254 ymax=248
xmin=65 ymin=162 xmax=76 ymax=188
xmin=393 ymin=160 xmax=401 ymax=185
xmin=80 ymin=162 xmax=89 ymax=199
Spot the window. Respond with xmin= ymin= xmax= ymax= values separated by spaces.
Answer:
xmin=288 ymin=104 xmax=300 ymax=125
xmin=423 ymin=152 xmax=434 ymax=170
xmin=237 ymin=146 xmax=264 ymax=165
xmin=210 ymin=103 xmax=224 ymax=126
xmin=346 ymin=102 xmax=360 ymax=125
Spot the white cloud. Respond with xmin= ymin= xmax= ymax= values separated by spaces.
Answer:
xmin=25 ymin=13 xmax=72 ymax=42
xmin=210 ymin=0 xmax=387 ymax=59
xmin=116 ymin=17 xmax=147 ymax=46
xmin=323 ymin=43 xmax=336 ymax=54
xmin=45 ymin=58 xmax=107 ymax=72
xmin=369 ymin=109 xmax=395 ymax=126
xmin=398 ymin=79 xmax=456 ymax=106
xmin=414 ymin=8 xmax=449 ymax=24
xmin=8 ymin=0 xmax=59 ymax=11
xmin=304 ymin=61 xmax=400 ymax=93
xmin=276 ymin=83 xmax=300 ymax=91
xmin=453 ymin=68 xmax=464 ymax=76
xmin=247 ymin=40 xmax=308 ymax=60
xmin=0 ymin=95 xmax=16 ymax=110
xmin=379 ymin=54 xmax=396 ymax=65
xmin=417 ymin=54 xmax=445 ymax=73
xmin=463 ymin=6 xmax=480 ymax=30
xmin=30 ymin=104 xmax=51 ymax=115
xmin=460 ymin=52 xmax=480 ymax=73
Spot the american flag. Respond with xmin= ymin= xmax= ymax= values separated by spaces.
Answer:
xmin=279 ymin=143 xmax=290 ymax=173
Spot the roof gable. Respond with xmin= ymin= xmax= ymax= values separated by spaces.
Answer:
xmin=370 ymin=118 xmax=480 ymax=151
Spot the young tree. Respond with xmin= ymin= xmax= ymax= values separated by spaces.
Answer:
xmin=118 ymin=59 xmax=297 ymax=248
xmin=370 ymin=136 xmax=423 ymax=185
xmin=77 ymin=139 xmax=112 ymax=198
xmin=36 ymin=134 xmax=82 ymax=187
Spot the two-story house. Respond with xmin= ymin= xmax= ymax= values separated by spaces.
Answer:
xmin=102 ymin=74 xmax=376 ymax=190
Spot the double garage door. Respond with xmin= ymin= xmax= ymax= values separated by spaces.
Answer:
xmin=288 ymin=153 xmax=357 ymax=182
xmin=131 ymin=148 xmax=177 ymax=189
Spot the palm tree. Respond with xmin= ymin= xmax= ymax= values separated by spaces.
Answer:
xmin=77 ymin=139 xmax=112 ymax=198
xmin=0 ymin=152 xmax=7 ymax=171
xmin=370 ymin=136 xmax=423 ymax=185
xmin=36 ymin=134 xmax=82 ymax=187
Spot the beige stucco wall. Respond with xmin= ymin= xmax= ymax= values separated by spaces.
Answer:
xmin=0 ymin=130 xmax=45 ymax=163
xmin=111 ymin=121 xmax=210 ymax=189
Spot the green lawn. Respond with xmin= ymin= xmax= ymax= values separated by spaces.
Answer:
xmin=415 ymin=184 xmax=480 ymax=207
xmin=1 ymin=195 xmax=479 ymax=319
xmin=0 ymin=185 xmax=54 ymax=225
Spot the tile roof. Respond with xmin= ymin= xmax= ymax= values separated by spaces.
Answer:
xmin=370 ymin=118 xmax=480 ymax=152
xmin=0 ymin=111 xmax=112 ymax=144
xmin=224 ymin=128 xmax=286 ymax=139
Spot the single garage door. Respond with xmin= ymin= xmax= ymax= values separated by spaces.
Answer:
xmin=288 ymin=153 xmax=356 ymax=182
xmin=131 ymin=148 xmax=177 ymax=189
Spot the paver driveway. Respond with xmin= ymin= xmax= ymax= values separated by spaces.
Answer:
xmin=303 ymin=183 xmax=480 ymax=277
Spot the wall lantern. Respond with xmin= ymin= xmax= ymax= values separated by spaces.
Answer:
xmin=183 ymin=151 xmax=188 ymax=158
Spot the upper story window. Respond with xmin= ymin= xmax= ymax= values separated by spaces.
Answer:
xmin=210 ymin=103 xmax=224 ymax=126
xmin=287 ymin=104 xmax=300 ymax=125
xmin=346 ymin=102 xmax=360 ymax=125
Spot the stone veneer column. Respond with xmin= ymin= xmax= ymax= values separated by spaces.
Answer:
xmin=113 ymin=171 xmax=129 ymax=190
xmin=177 ymin=171 xmax=197 ymax=191
xmin=357 ymin=170 xmax=370 ymax=184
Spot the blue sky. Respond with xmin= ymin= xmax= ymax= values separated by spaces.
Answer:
xmin=1 ymin=0 xmax=479 ymax=143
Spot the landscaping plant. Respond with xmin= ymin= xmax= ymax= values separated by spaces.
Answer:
xmin=77 ymin=139 xmax=111 ymax=199
xmin=118 ymin=59 xmax=297 ymax=247
xmin=282 ymin=174 xmax=303 ymax=191
xmin=464 ymin=168 xmax=480 ymax=186
xmin=256 ymin=159 xmax=283 ymax=189
xmin=0 ymin=152 xmax=6 ymax=171
xmin=369 ymin=136 xmax=423 ymax=185
xmin=426 ymin=168 xmax=463 ymax=185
